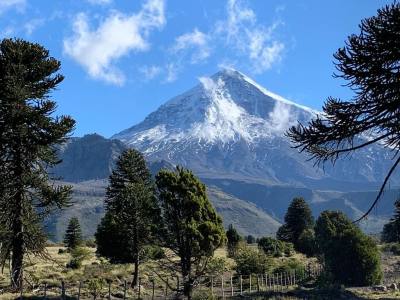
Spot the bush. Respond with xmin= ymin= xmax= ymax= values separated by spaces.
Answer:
xmin=273 ymin=258 xmax=305 ymax=275
xmin=58 ymin=248 xmax=67 ymax=254
xmin=66 ymin=247 xmax=91 ymax=269
xmin=382 ymin=243 xmax=400 ymax=255
xmin=87 ymin=278 xmax=105 ymax=299
xmin=85 ymin=239 xmax=96 ymax=248
xmin=143 ymin=245 xmax=165 ymax=260
xmin=234 ymin=245 xmax=274 ymax=275
xmin=206 ymin=257 xmax=231 ymax=275
xmin=315 ymin=211 xmax=382 ymax=286
xmin=297 ymin=229 xmax=317 ymax=256
xmin=258 ymin=237 xmax=293 ymax=257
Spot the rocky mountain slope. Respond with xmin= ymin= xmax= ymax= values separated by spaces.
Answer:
xmin=113 ymin=68 xmax=398 ymax=190
xmin=48 ymin=69 xmax=399 ymax=240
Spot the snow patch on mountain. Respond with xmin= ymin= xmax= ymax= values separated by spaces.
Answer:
xmin=115 ymin=69 xmax=315 ymax=150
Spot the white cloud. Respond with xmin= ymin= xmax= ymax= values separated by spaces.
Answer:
xmin=63 ymin=0 xmax=166 ymax=85
xmin=172 ymin=28 xmax=210 ymax=63
xmin=140 ymin=65 xmax=162 ymax=80
xmin=165 ymin=0 xmax=285 ymax=82
xmin=218 ymin=0 xmax=285 ymax=73
xmin=24 ymin=18 xmax=45 ymax=35
xmin=0 ymin=0 xmax=25 ymax=14
xmin=268 ymin=101 xmax=296 ymax=133
xmin=248 ymin=30 xmax=284 ymax=73
xmin=165 ymin=63 xmax=178 ymax=83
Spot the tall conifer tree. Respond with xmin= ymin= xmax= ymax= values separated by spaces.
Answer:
xmin=64 ymin=217 xmax=83 ymax=250
xmin=0 ymin=38 xmax=75 ymax=289
xmin=95 ymin=149 xmax=159 ymax=287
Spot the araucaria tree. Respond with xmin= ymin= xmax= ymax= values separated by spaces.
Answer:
xmin=226 ymin=224 xmax=241 ymax=258
xmin=286 ymin=3 xmax=400 ymax=220
xmin=382 ymin=199 xmax=400 ymax=243
xmin=276 ymin=197 xmax=314 ymax=252
xmin=315 ymin=211 xmax=382 ymax=286
xmin=0 ymin=38 xmax=75 ymax=289
xmin=156 ymin=167 xmax=226 ymax=299
xmin=64 ymin=217 xmax=83 ymax=250
xmin=95 ymin=149 xmax=159 ymax=287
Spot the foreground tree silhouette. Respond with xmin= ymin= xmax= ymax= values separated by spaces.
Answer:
xmin=64 ymin=217 xmax=83 ymax=250
xmin=95 ymin=149 xmax=159 ymax=287
xmin=287 ymin=3 xmax=400 ymax=221
xmin=315 ymin=211 xmax=382 ymax=286
xmin=156 ymin=167 xmax=225 ymax=299
xmin=0 ymin=38 xmax=75 ymax=289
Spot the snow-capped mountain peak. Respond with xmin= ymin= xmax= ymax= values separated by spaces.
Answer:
xmin=114 ymin=68 xmax=313 ymax=148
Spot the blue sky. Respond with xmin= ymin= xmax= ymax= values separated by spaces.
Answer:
xmin=0 ymin=0 xmax=393 ymax=137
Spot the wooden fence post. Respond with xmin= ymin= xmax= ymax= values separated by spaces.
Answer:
xmin=61 ymin=280 xmax=66 ymax=300
xmin=221 ymin=275 xmax=225 ymax=299
xmin=138 ymin=277 xmax=141 ymax=300
xmin=240 ymin=275 xmax=242 ymax=295
xmin=43 ymin=283 xmax=47 ymax=300
xmin=108 ymin=281 xmax=111 ymax=300
xmin=165 ymin=278 xmax=168 ymax=299
xmin=78 ymin=281 xmax=82 ymax=300
xmin=123 ymin=280 xmax=127 ymax=300
xmin=294 ymin=270 xmax=296 ymax=285
xmin=257 ymin=276 xmax=260 ymax=292
xmin=152 ymin=279 xmax=155 ymax=300
xmin=211 ymin=276 xmax=214 ymax=296
xmin=230 ymin=275 xmax=233 ymax=296
xmin=249 ymin=274 xmax=252 ymax=293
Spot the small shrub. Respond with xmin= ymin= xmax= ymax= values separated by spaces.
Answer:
xmin=85 ymin=239 xmax=96 ymax=248
xmin=273 ymin=258 xmax=305 ymax=275
xmin=66 ymin=247 xmax=91 ymax=269
xmin=143 ymin=245 xmax=165 ymax=260
xmin=382 ymin=243 xmax=400 ymax=255
xmin=297 ymin=229 xmax=317 ymax=256
xmin=192 ymin=288 xmax=216 ymax=300
xmin=206 ymin=257 xmax=230 ymax=275
xmin=66 ymin=258 xmax=81 ymax=269
xmin=258 ymin=237 xmax=294 ymax=257
xmin=58 ymin=248 xmax=67 ymax=254
xmin=87 ymin=278 xmax=105 ymax=299
xmin=234 ymin=245 xmax=274 ymax=274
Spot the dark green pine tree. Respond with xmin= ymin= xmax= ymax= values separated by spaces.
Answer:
xmin=226 ymin=224 xmax=241 ymax=258
xmin=156 ymin=166 xmax=226 ymax=299
xmin=382 ymin=199 xmax=400 ymax=243
xmin=0 ymin=38 xmax=75 ymax=289
xmin=277 ymin=197 xmax=314 ymax=252
xmin=64 ymin=217 xmax=83 ymax=250
xmin=95 ymin=149 xmax=159 ymax=287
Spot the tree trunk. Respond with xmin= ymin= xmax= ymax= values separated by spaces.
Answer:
xmin=11 ymin=150 xmax=24 ymax=290
xmin=131 ymin=258 xmax=139 ymax=288
xmin=184 ymin=279 xmax=193 ymax=300
xmin=11 ymin=210 xmax=23 ymax=289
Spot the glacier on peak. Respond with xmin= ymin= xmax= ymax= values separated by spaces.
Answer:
xmin=114 ymin=68 xmax=314 ymax=147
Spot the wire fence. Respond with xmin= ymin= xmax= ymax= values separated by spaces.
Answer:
xmin=3 ymin=265 xmax=324 ymax=299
